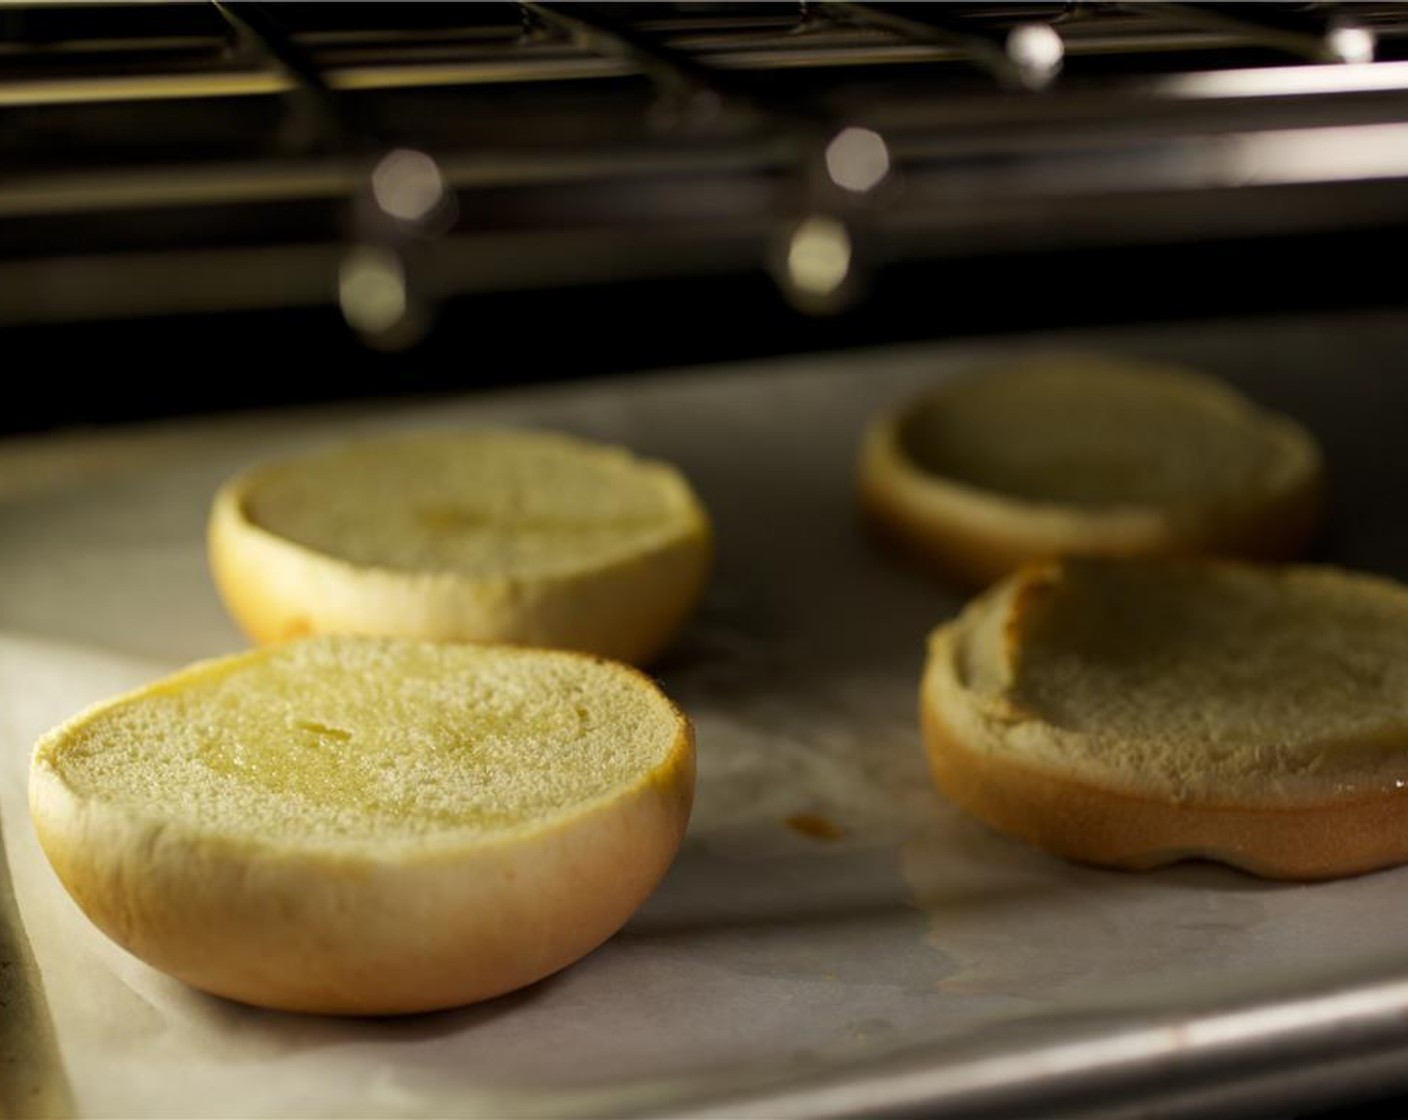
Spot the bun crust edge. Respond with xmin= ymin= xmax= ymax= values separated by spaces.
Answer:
xmin=208 ymin=476 xmax=713 ymax=666
xmin=858 ymin=380 xmax=1326 ymax=588
xmin=920 ymin=628 xmax=1408 ymax=881
xmin=30 ymin=657 xmax=695 ymax=1016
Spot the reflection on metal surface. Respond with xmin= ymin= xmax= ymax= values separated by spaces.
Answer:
xmin=0 ymin=71 xmax=287 ymax=106
xmin=1159 ymin=58 xmax=1408 ymax=98
xmin=1325 ymin=23 xmax=1377 ymax=65
xmin=1232 ymin=122 xmax=1408 ymax=185
xmin=1006 ymin=23 xmax=1064 ymax=89
xmin=685 ymin=951 xmax=1408 ymax=1119
xmin=824 ymin=128 xmax=890 ymax=195
xmin=370 ymin=149 xmax=447 ymax=225
xmin=785 ymin=216 xmax=852 ymax=301
xmin=338 ymin=246 xmax=408 ymax=335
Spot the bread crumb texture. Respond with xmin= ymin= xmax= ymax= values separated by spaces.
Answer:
xmin=896 ymin=357 xmax=1309 ymax=508
xmin=36 ymin=636 xmax=683 ymax=849
xmin=948 ymin=559 xmax=1408 ymax=804
xmin=242 ymin=430 xmax=702 ymax=577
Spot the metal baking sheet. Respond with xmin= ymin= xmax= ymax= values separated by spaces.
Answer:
xmin=4 ymin=309 xmax=1408 ymax=1119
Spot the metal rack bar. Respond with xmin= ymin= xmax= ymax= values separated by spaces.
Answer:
xmin=9 ymin=51 xmax=1408 ymax=219
xmin=518 ymin=0 xmax=831 ymax=133
xmin=521 ymin=1 xmax=749 ymax=108
xmin=1135 ymin=3 xmax=1377 ymax=64
xmin=520 ymin=2 xmax=886 ymax=316
xmin=206 ymin=1 xmax=454 ymax=347
xmin=5 ymin=1 xmax=1408 ymax=329
xmin=211 ymin=0 xmax=351 ymax=149
xmin=9 ymin=123 xmax=1408 ymax=328
xmin=1 ymin=17 xmax=1403 ymax=108
xmin=826 ymin=2 xmax=1063 ymax=90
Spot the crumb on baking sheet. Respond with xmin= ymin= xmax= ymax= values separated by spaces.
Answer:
xmin=785 ymin=812 xmax=846 ymax=841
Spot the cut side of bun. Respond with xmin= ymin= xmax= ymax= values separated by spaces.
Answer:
xmin=209 ymin=429 xmax=712 ymax=666
xmin=921 ymin=558 xmax=1408 ymax=880
xmin=859 ymin=355 xmax=1325 ymax=587
xmin=30 ymin=636 xmax=694 ymax=1015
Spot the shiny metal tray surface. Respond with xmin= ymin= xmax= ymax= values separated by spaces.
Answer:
xmin=3 ymin=308 xmax=1408 ymax=1118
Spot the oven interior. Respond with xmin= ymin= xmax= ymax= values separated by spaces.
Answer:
xmin=6 ymin=6 xmax=1408 ymax=1118
xmin=4 ymin=1 xmax=1408 ymax=430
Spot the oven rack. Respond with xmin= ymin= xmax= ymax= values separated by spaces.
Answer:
xmin=4 ymin=2 xmax=1408 ymax=343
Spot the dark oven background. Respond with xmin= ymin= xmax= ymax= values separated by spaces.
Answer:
xmin=4 ymin=1 xmax=1408 ymax=433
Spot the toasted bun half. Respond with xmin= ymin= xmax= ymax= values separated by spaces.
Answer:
xmin=209 ymin=429 xmax=712 ymax=666
xmin=921 ymin=558 xmax=1408 ymax=880
xmin=30 ymin=636 xmax=694 ymax=1014
xmin=859 ymin=355 xmax=1325 ymax=587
